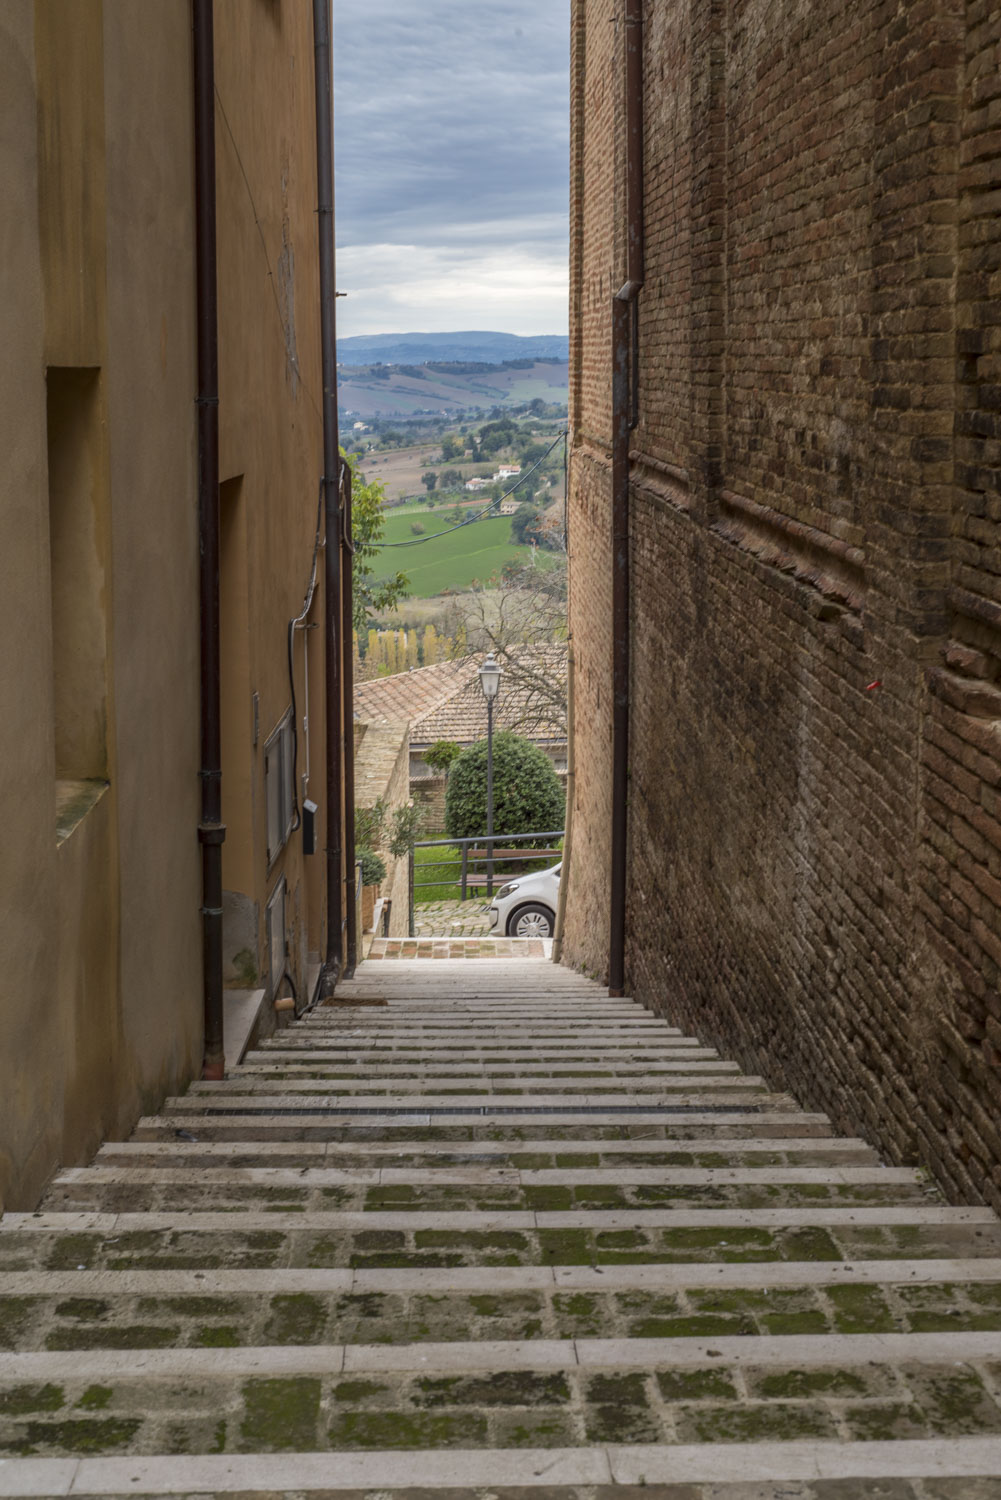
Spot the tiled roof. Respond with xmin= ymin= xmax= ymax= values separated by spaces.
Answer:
xmin=355 ymin=653 xmax=567 ymax=748
xmin=354 ymin=659 xmax=475 ymax=728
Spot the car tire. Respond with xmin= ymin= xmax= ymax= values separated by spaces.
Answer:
xmin=507 ymin=903 xmax=555 ymax=939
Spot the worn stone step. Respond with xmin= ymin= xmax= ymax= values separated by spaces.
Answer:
xmin=260 ymin=1032 xmax=702 ymax=1046
xmin=38 ymin=1170 xmax=929 ymax=1218
xmin=7 ymin=1326 xmax=1001 ymax=1474
xmin=178 ymin=1081 xmax=772 ymax=1101
xmin=5 ymin=1205 xmax=995 ymax=1238
xmin=245 ymin=1050 xmax=720 ymax=1066
xmin=232 ymin=1063 xmax=736 ymax=1080
xmin=5 ymin=1265 xmax=1001 ymax=1354
xmin=3 ymin=1440 xmax=1001 ymax=1495
xmin=128 ymin=1109 xmax=830 ymax=1142
xmin=52 ymin=1164 xmax=921 ymax=1189
xmin=8 ymin=1256 xmax=1001 ymax=1298
xmin=96 ymin=1135 xmax=874 ymax=1167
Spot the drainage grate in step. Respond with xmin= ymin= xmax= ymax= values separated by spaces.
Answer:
xmin=184 ymin=1104 xmax=763 ymax=1117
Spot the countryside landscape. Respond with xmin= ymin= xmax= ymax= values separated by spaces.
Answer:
xmin=342 ymin=330 xmax=569 ymax=675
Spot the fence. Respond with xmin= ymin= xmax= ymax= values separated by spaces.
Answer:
xmin=408 ymin=830 xmax=564 ymax=937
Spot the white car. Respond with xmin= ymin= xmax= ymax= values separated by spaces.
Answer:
xmin=487 ymin=863 xmax=561 ymax=938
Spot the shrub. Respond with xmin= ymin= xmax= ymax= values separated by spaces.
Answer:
xmin=357 ymin=847 xmax=387 ymax=887
xmin=424 ymin=740 xmax=464 ymax=775
xmin=444 ymin=731 xmax=565 ymax=842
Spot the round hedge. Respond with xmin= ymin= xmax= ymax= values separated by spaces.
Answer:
xmin=444 ymin=730 xmax=565 ymax=842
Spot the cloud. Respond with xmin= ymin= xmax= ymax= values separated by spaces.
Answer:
xmin=333 ymin=0 xmax=570 ymax=336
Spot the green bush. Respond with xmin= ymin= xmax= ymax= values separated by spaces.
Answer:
xmin=357 ymin=848 xmax=387 ymax=886
xmin=444 ymin=731 xmax=565 ymax=842
xmin=423 ymin=740 xmax=464 ymax=775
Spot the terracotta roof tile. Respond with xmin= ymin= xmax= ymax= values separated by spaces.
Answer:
xmin=355 ymin=653 xmax=566 ymax=748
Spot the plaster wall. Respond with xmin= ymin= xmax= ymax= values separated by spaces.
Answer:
xmin=0 ymin=0 xmax=201 ymax=1210
xmin=214 ymin=0 xmax=327 ymax=1000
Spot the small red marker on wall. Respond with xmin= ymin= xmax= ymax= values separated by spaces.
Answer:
xmin=866 ymin=681 xmax=882 ymax=692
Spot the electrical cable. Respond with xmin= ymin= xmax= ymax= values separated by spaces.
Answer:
xmin=376 ymin=430 xmax=568 ymax=548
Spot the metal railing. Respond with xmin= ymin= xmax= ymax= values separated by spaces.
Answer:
xmin=408 ymin=830 xmax=564 ymax=937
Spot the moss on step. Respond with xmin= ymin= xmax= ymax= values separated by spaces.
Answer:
xmin=239 ymin=1377 xmax=321 ymax=1451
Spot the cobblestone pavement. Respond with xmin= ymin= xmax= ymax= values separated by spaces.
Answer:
xmin=2 ymin=959 xmax=1001 ymax=1495
xmin=413 ymin=898 xmax=493 ymax=938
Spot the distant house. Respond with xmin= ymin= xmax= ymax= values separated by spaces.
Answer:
xmin=464 ymin=477 xmax=489 ymax=492
xmin=496 ymin=465 xmax=522 ymax=479
xmin=354 ymin=655 xmax=568 ymax=782
xmin=499 ymin=500 xmax=519 ymax=515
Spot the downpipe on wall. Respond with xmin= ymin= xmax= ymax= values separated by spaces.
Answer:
xmin=313 ymin=0 xmax=345 ymax=1000
xmin=193 ymin=0 xmax=226 ymax=1078
xmin=609 ymin=0 xmax=644 ymax=997
xmin=341 ymin=461 xmax=358 ymax=978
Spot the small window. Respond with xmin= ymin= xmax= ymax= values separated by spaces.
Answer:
xmin=264 ymin=710 xmax=295 ymax=865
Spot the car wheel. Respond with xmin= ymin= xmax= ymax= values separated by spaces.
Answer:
xmin=507 ymin=903 xmax=555 ymax=939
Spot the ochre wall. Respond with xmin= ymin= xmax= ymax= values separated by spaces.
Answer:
xmin=0 ymin=0 xmax=202 ymax=1210
xmin=0 ymin=0 xmax=331 ymax=1209
xmin=567 ymin=0 xmax=1001 ymax=1211
xmin=214 ymin=0 xmax=327 ymax=1000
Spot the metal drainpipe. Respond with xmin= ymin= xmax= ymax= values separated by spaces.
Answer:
xmin=341 ymin=461 xmax=357 ymax=977
xmin=608 ymin=0 xmax=644 ymax=998
xmin=551 ymin=640 xmax=575 ymax=965
xmin=313 ymin=0 xmax=344 ymax=999
xmin=193 ymin=0 xmax=226 ymax=1078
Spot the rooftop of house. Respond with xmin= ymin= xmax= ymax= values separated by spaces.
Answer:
xmin=355 ymin=652 xmax=567 ymax=749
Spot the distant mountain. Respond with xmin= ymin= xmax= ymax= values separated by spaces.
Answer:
xmin=338 ymin=331 xmax=569 ymax=368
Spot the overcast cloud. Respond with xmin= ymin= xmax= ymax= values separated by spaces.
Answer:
xmin=333 ymin=0 xmax=570 ymax=337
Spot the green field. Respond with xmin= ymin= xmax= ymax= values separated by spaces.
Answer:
xmin=374 ymin=508 xmax=535 ymax=595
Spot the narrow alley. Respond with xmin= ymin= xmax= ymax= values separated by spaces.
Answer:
xmin=3 ymin=956 xmax=1001 ymax=1493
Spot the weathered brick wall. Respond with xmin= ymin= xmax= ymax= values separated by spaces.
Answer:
xmin=567 ymin=0 xmax=1001 ymax=1211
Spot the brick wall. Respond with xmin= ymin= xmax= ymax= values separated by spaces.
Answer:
xmin=568 ymin=0 xmax=1001 ymax=1211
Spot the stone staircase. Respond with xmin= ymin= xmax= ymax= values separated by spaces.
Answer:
xmin=3 ymin=958 xmax=1001 ymax=1496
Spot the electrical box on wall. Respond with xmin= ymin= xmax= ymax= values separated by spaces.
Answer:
xmin=302 ymin=799 xmax=319 ymax=856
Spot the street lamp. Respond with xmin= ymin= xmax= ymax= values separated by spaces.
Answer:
xmin=478 ymin=652 xmax=502 ymax=897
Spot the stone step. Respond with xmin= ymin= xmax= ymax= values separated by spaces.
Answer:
xmin=233 ymin=1061 xmax=736 ymax=1078
xmin=129 ymin=1109 xmax=830 ymax=1141
xmin=38 ymin=1174 xmax=929 ymax=1217
xmin=96 ymin=1134 xmax=875 ymax=1165
xmin=7 ymin=1205 xmax=995 ymax=1236
xmin=178 ymin=1082 xmax=772 ymax=1101
xmin=5 ymin=1264 xmax=1001 ymax=1354
xmin=8 ymin=1255 xmax=1001 ymax=1297
xmin=4 ymin=1441 xmax=1001 ymax=1497
xmin=52 ymin=1164 xmax=921 ymax=1189
xmin=241 ymin=1056 xmax=717 ymax=1068
xmin=8 ymin=1327 xmax=1001 ymax=1382
xmin=3 ymin=1440 xmax=1001 ymax=1495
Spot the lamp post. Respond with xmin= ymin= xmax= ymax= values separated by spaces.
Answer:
xmin=478 ymin=652 xmax=502 ymax=897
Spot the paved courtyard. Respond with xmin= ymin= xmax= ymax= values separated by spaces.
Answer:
xmin=413 ymin=897 xmax=493 ymax=938
xmin=2 ymin=957 xmax=1001 ymax=1494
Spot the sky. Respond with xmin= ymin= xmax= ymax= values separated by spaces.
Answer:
xmin=333 ymin=0 xmax=570 ymax=339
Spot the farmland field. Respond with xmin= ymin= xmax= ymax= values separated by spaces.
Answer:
xmin=373 ymin=507 xmax=553 ymax=596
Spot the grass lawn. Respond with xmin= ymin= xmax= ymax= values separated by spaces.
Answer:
xmin=411 ymin=841 xmax=563 ymax=905
xmin=412 ymin=844 xmax=464 ymax=902
xmin=375 ymin=509 xmax=534 ymax=595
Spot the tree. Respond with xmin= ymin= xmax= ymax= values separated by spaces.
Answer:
xmin=510 ymin=501 xmax=542 ymax=545
xmin=445 ymin=732 xmax=565 ymax=842
xmin=440 ymin=434 xmax=462 ymax=462
xmin=344 ymin=450 xmax=410 ymax=631
xmin=421 ymin=471 xmax=437 ymax=492
xmin=442 ymin=560 xmax=568 ymax=738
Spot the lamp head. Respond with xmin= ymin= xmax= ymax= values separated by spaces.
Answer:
xmin=478 ymin=651 xmax=502 ymax=701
